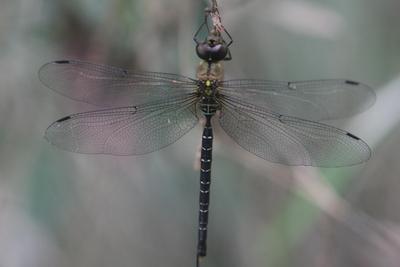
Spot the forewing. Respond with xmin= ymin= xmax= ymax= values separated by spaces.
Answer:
xmin=45 ymin=96 xmax=199 ymax=155
xmin=39 ymin=60 xmax=198 ymax=107
xmin=219 ymin=79 xmax=375 ymax=121
xmin=218 ymin=96 xmax=371 ymax=167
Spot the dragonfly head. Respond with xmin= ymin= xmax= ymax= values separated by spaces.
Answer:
xmin=196 ymin=30 xmax=230 ymax=62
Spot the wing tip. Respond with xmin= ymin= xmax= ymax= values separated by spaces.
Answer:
xmin=38 ymin=60 xmax=70 ymax=86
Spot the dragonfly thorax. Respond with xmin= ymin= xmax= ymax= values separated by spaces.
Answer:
xmin=198 ymin=80 xmax=218 ymax=96
xmin=198 ymin=80 xmax=220 ymax=115
xmin=196 ymin=61 xmax=224 ymax=81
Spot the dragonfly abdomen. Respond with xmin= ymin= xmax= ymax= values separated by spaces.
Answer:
xmin=199 ymin=101 xmax=219 ymax=116
xmin=197 ymin=115 xmax=213 ymax=258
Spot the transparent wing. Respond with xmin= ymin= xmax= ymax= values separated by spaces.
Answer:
xmin=45 ymin=96 xmax=199 ymax=155
xmin=218 ymin=95 xmax=371 ymax=167
xmin=39 ymin=60 xmax=198 ymax=107
xmin=219 ymin=79 xmax=375 ymax=121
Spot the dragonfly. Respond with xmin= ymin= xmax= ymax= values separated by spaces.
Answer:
xmin=39 ymin=2 xmax=375 ymax=266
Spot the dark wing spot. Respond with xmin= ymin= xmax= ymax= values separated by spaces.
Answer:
xmin=345 ymin=80 xmax=360 ymax=86
xmin=56 ymin=116 xmax=71 ymax=123
xmin=278 ymin=115 xmax=285 ymax=123
xmin=131 ymin=107 xmax=138 ymax=115
xmin=288 ymin=82 xmax=297 ymax=90
xmin=346 ymin=132 xmax=360 ymax=140
xmin=54 ymin=60 xmax=70 ymax=64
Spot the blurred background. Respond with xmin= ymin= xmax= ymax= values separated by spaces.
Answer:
xmin=1 ymin=0 xmax=400 ymax=266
